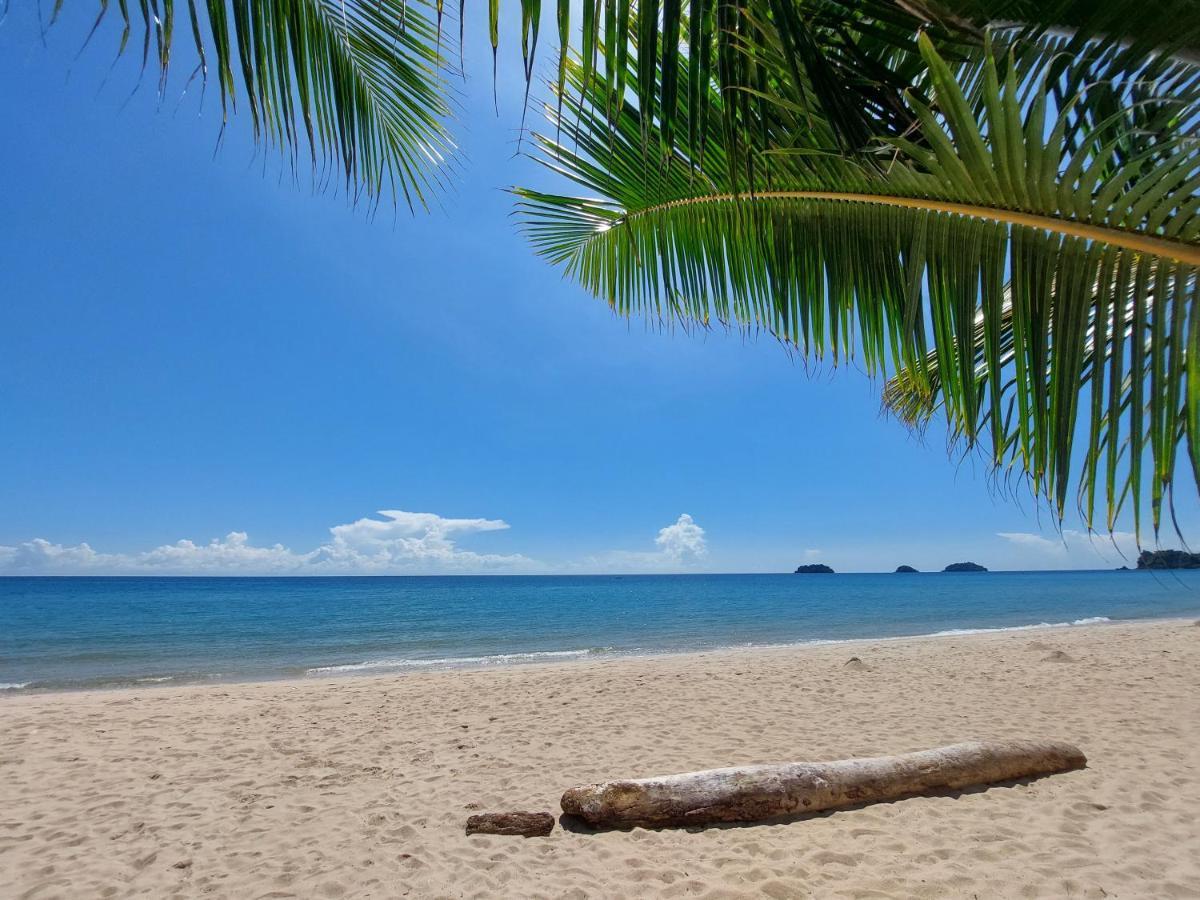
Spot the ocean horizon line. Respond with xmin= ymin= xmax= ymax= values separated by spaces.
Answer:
xmin=0 ymin=566 xmax=1157 ymax=579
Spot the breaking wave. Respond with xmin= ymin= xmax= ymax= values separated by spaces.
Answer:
xmin=306 ymin=647 xmax=613 ymax=676
xmin=927 ymin=616 xmax=1112 ymax=637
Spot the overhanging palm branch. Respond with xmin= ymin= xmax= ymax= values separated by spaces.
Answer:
xmin=515 ymin=32 xmax=1200 ymax=540
xmin=882 ymin=282 xmax=1190 ymax=537
xmin=62 ymin=0 xmax=1200 ymax=207
xmin=545 ymin=0 xmax=1200 ymax=173
xmin=63 ymin=0 xmax=456 ymax=209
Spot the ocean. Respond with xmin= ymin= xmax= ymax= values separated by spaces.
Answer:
xmin=2 ymin=571 xmax=1198 ymax=691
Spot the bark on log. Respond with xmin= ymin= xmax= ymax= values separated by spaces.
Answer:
xmin=561 ymin=740 xmax=1086 ymax=829
xmin=465 ymin=811 xmax=555 ymax=836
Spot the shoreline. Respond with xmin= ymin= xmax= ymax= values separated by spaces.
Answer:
xmin=8 ymin=568 xmax=1199 ymax=696
xmin=3 ymin=613 xmax=1194 ymax=700
xmin=2 ymin=617 xmax=1196 ymax=898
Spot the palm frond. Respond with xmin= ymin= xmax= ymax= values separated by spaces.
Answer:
xmin=882 ymin=280 xmax=1194 ymax=537
xmin=515 ymin=33 xmax=1200 ymax=539
xmin=76 ymin=0 xmax=456 ymax=209
xmin=550 ymin=0 xmax=1200 ymax=171
xmin=68 ymin=0 xmax=1200 ymax=207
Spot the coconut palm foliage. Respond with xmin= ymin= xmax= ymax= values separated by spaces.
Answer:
xmin=63 ymin=0 xmax=457 ymax=208
xmin=66 ymin=1 xmax=1200 ymax=207
xmin=515 ymin=23 xmax=1200 ymax=541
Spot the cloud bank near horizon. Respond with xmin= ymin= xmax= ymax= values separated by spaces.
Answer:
xmin=995 ymin=529 xmax=1141 ymax=568
xmin=565 ymin=513 xmax=709 ymax=573
xmin=1 ymin=512 xmax=1156 ymax=575
xmin=0 ymin=510 xmax=536 ymax=575
xmin=0 ymin=510 xmax=710 ymax=576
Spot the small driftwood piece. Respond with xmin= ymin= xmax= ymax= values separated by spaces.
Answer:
xmin=561 ymin=740 xmax=1086 ymax=829
xmin=465 ymin=811 xmax=555 ymax=836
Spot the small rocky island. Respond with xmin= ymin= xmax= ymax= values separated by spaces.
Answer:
xmin=794 ymin=563 xmax=835 ymax=574
xmin=943 ymin=562 xmax=988 ymax=572
xmin=895 ymin=565 xmax=919 ymax=573
xmin=1136 ymin=549 xmax=1200 ymax=569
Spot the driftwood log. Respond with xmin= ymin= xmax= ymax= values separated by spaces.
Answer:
xmin=465 ymin=811 xmax=555 ymax=836
xmin=561 ymin=740 xmax=1086 ymax=829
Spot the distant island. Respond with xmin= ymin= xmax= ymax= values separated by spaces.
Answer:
xmin=943 ymin=562 xmax=988 ymax=572
xmin=1136 ymin=550 xmax=1200 ymax=570
xmin=895 ymin=565 xmax=919 ymax=573
xmin=794 ymin=563 xmax=835 ymax=574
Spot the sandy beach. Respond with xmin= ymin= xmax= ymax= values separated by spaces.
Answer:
xmin=1 ymin=618 xmax=1197 ymax=899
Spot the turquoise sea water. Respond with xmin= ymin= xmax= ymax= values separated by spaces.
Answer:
xmin=2 ymin=572 xmax=1198 ymax=691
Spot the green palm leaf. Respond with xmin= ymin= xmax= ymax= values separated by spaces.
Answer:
xmin=882 ymin=280 xmax=1193 ymax=537
xmin=71 ymin=0 xmax=456 ymax=209
xmin=516 ymin=33 xmax=1200 ymax=539
xmin=64 ymin=0 xmax=1200 ymax=207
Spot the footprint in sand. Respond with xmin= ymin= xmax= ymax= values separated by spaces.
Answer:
xmin=843 ymin=657 xmax=871 ymax=671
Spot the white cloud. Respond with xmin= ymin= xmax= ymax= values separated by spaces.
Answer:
xmin=0 ymin=538 xmax=114 ymax=571
xmin=654 ymin=513 xmax=708 ymax=562
xmin=574 ymin=513 xmax=709 ymax=573
xmin=0 ymin=510 xmax=717 ymax=576
xmin=996 ymin=529 xmax=1140 ymax=568
xmin=0 ymin=510 xmax=536 ymax=576
xmin=311 ymin=510 xmax=531 ymax=572
xmin=802 ymin=548 xmax=823 ymax=561
xmin=995 ymin=532 xmax=1064 ymax=552
xmin=137 ymin=532 xmax=308 ymax=573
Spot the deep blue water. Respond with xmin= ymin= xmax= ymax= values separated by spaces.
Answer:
xmin=2 ymin=572 xmax=1198 ymax=691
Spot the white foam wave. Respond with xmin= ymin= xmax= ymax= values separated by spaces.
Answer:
xmin=304 ymin=617 xmax=1120 ymax=677
xmin=928 ymin=616 xmax=1111 ymax=637
xmin=723 ymin=617 xmax=1118 ymax=652
xmin=0 ymin=615 xmax=1131 ymax=692
xmin=306 ymin=648 xmax=604 ymax=676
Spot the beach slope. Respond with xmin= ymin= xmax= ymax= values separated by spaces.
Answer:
xmin=1 ymin=620 xmax=1197 ymax=898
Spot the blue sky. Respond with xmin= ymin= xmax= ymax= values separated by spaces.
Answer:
xmin=0 ymin=5 xmax=1194 ymax=574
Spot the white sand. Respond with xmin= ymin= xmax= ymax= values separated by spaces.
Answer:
xmin=2 ymin=619 xmax=1197 ymax=899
